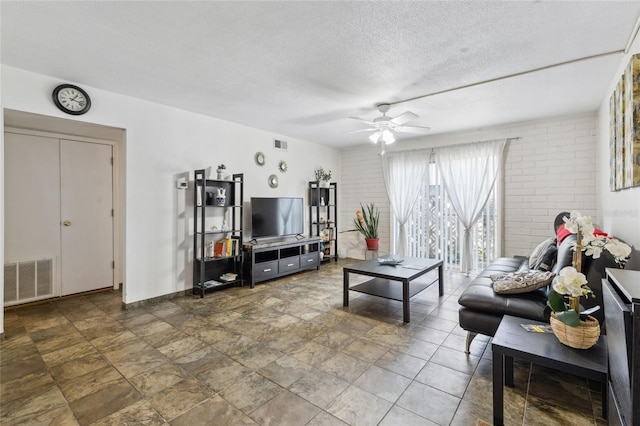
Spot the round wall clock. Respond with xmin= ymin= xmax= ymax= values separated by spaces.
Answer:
xmin=52 ymin=84 xmax=91 ymax=115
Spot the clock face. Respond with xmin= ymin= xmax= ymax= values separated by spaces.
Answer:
xmin=52 ymin=84 xmax=91 ymax=115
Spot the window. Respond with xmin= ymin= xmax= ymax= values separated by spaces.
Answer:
xmin=397 ymin=162 xmax=500 ymax=271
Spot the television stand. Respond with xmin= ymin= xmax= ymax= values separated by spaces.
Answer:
xmin=243 ymin=236 xmax=322 ymax=288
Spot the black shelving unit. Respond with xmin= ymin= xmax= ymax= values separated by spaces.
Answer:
xmin=308 ymin=181 xmax=338 ymax=263
xmin=193 ymin=169 xmax=244 ymax=297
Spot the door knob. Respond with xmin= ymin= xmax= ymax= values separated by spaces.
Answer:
xmin=63 ymin=220 xmax=72 ymax=226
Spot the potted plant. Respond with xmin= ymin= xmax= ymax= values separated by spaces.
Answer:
xmin=547 ymin=211 xmax=631 ymax=349
xmin=216 ymin=164 xmax=226 ymax=180
xmin=315 ymin=167 xmax=332 ymax=187
xmin=343 ymin=203 xmax=379 ymax=250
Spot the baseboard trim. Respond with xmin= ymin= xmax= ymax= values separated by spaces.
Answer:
xmin=4 ymin=287 xmax=115 ymax=311
xmin=122 ymin=289 xmax=191 ymax=310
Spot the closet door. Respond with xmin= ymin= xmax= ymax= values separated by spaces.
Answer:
xmin=60 ymin=139 xmax=114 ymax=295
xmin=4 ymin=133 xmax=60 ymax=303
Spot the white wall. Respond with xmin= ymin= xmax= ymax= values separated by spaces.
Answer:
xmin=0 ymin=65 xmax=342 ymax=325
xmin=0 ymin=65 xmax=4 ymax=335
xmin=341 ymin=113 xmax=599 ymax=259
xmin=596 ymin=35 xmax=640 ymax=270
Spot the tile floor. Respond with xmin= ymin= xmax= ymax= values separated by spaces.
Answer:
xmin=1 ymin=259 xmax=605 ymax=425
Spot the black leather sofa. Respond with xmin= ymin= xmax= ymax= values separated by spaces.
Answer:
xmin=458 ymin=232 xmax=622 ymax=354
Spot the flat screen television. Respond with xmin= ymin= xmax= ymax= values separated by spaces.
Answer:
xmin=251 ymin=197 xmax=304 ymax=239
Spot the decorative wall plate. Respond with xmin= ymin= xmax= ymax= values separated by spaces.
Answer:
xmin=255 ymin=152 xmax=265 ymax=166
xmin=268 ymin=174 xmax=278 ymax=188
xmin=278 ymin=160 xmax=288 ymax=173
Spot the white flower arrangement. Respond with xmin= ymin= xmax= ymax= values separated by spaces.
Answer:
xmin=552 ymin=266 xmax=591 ymax=298
xmin=563 ymin=210 xmax=631 ymax=266
xmin=548 ymin=210 xmax=631 ymax=326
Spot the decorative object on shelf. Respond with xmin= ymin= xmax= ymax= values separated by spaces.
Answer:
xmin=268 ymin=174 xmax=278 ymax=188
xmin=547 ymin=211 xmax=631 ymax=349
xmin=278 ymin=160 xmax=288 ymax=173
xmin=255 ymin=152 xmax=265 ymax=166
xmin=320 ymin=197 xmax=325 ymax=206
xmin=206 ymin=240 xmax=215 ymax=258
xmin=215 ymin=187 xmax=226 ymax=206
xmin=216 ymin=164 xmax=226 ymax=180
xmin=315 ymin=167 xmax=332 ymax=187
xmin=343 ymin=202 xmax=379 ymax=250
xmin=52 ymin=84 xmax=91 ymax=115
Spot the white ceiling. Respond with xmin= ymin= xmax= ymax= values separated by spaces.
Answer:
xmin=2 ymin=1 xmax=640 ymax=148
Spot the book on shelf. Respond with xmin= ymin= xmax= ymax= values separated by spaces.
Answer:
xmin=228 ymin=236 xmax=239 ymax=256
xmin=326 ymin=227 xmax=334 ymax=241
xmin=199 ymin=280 xmax=226 ymax=289
xmin=214 ymin=240 xmax=226 ymax=258
xmin=225 ymin=238 xmax=232 ymax=256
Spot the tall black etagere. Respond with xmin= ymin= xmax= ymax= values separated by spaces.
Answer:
xmin=308 ymin=181 xmax=338 ymax=263
xmin=193 ymin=169 xmax=244 ymax=297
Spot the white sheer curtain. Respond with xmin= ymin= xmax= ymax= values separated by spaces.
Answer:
xmin=434 ymin=139 xmax=505 ymax=273
xmin=382 ymin=150 xmax=430 ymax=255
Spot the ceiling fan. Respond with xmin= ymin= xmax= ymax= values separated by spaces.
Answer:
xmin=346 ymin=103 xmax=431 ymax=145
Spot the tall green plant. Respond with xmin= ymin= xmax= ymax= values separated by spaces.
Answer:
xmin=349 ymin=203 xmax=379 ymax=239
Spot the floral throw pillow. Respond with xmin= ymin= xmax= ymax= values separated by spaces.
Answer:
xmin=491 ymin=270 xmax=555 ymax=295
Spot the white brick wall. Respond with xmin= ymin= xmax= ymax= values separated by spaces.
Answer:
xmin=339 ymin=147 xmax=391 ymax=259
xmin=339 ymin=112 xmax=598 ymax=259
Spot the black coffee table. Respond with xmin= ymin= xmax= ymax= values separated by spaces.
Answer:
xmin=492 ymin=315 xmax=607 ymax=426
xmin=343 ymin=255 xmax=443 ymax=323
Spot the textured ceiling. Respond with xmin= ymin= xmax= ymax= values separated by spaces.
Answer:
xmin=2 ymin=1 xmax=640 ymax=148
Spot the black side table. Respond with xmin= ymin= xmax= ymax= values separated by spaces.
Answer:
xmin=492 ymin=315 xmax=607 ymax=426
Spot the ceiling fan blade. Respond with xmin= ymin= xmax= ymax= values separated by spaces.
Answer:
xmin=395 ymin=125 xmax=431 ymax=134
xmin=344 ymin=128 xmax=377 ymax=134
xmin=390 ymin=111 xmax=419 ymax=125
xmin=348 ymin=116 xmax=376 ymax=125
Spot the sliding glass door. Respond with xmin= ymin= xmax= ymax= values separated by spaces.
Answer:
xmin=397 ymin=163 xmax=500 ymax=272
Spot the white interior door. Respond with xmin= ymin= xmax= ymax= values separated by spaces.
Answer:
xmin=60 ymin=139 xmax=114 ymax=295
xmin=4 ymin=133 xmax=61 ymax=303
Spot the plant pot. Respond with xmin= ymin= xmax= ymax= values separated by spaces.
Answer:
xmin=365 ymin=238 xmax=379 ymax=250
xmin=550 ymin=312 xmax=600 ymax=349
xmin=319 ymin=180 xmax=330 ymax=188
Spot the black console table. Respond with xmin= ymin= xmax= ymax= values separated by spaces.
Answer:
xmin=603 ymin=268 xmax=640 ymax=426
xmin=492 ymin=315 xmax=607 ymax=426
xmin=243 ymin=236 xmax=321 ymax=288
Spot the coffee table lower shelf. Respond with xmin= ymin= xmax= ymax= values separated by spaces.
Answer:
xmin=350 ymin=276 xmax=437 ymax=301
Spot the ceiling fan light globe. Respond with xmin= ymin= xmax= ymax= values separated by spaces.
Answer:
xmin=369 ymin=132 xmax=382 ymax=144
xmin=382 ymin=129 xmax=395 ymax=144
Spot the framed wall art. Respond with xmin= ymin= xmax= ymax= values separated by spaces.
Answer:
xmin=610 ymin=53 xmax=640 ymax=191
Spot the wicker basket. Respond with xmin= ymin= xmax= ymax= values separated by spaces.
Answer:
xmin=550 ymin=312 xmax=600 ymax=349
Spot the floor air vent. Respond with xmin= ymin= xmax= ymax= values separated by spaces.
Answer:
xmin=4 ymin=258 xmax=54 ymax=306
